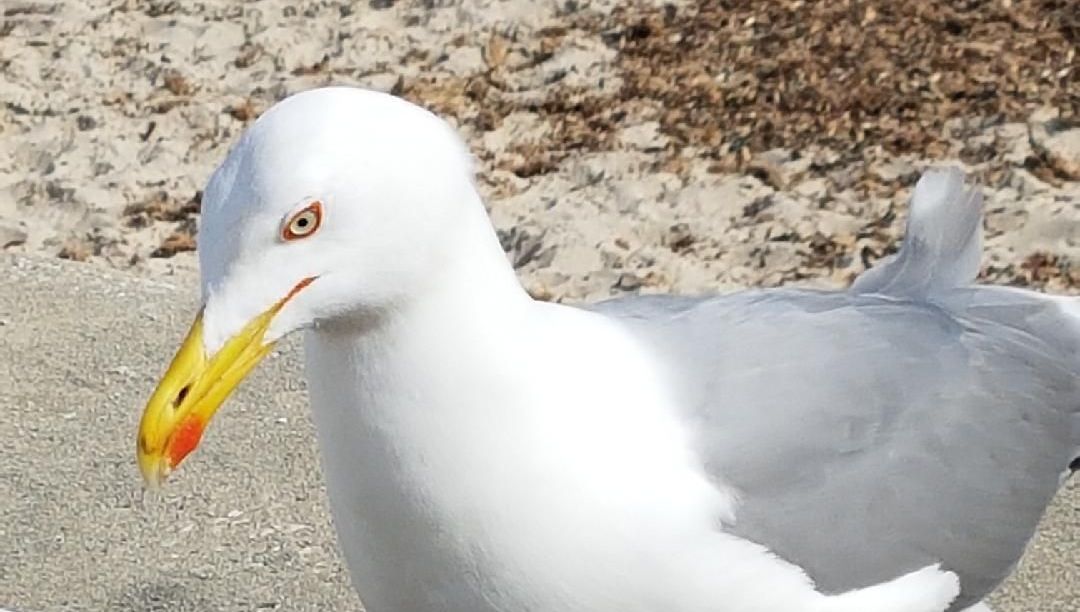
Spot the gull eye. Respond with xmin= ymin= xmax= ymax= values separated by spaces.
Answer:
xmin=282 ymin=201 xmax=322 ymax=241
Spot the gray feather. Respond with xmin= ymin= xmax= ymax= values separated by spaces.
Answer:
xmin=585 ymin=169 xmax=1077 ymax=610
xmin=851 ymin=167 xmax=983 ymax=298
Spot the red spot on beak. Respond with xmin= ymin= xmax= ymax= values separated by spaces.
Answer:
xmin=167 ymin=415 xmax=205 ymax=468
xmin=283 ymin=276 xmax=317 ymax=304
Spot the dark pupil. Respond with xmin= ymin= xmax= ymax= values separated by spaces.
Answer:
xmin=296 ymin=217 xmax=309 ymax=228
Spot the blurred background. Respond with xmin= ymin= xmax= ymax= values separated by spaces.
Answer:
xmin=1 ymin=1 xmax=1077 ymax=611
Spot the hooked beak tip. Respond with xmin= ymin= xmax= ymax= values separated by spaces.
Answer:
xmin=138 ymin=446 xmax=170 ymax=490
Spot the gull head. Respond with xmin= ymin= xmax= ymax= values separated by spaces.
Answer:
xmin=136 ymin=86 xmax=479 ymax=487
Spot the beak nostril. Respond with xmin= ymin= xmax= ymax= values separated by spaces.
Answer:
xmin=175 ymin=384 xmax=190 ymax=407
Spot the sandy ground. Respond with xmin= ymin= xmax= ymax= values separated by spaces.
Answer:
xmin=1 ymin=0 xmax=1079 ymax=610
xmin=2 ymin=255 xmax=359 ymax=612
xmin=1 ymin=0 xmax=1078 ymax=299
xmin=1 ymin=253 xmax=1078 ymax=612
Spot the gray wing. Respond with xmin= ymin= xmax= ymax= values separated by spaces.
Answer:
xmin=596 ymin=288 xmax=1078 ymax=609
xmin=588 ymin=169 xmax=1080 ymax=610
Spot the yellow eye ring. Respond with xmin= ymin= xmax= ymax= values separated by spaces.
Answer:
xmin=282 ymin=201 xmax=322 ymax=241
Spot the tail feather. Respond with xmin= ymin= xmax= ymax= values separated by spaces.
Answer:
xmin=851 ymin=168 xmax=983 ymax=299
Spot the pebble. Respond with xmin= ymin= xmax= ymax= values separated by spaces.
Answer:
xmin=0 ymin=224 xmax=29 ymax=249
xmin=1028 ymin=108 xmax=1080 ymax=180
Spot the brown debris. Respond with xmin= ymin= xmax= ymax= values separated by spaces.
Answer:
xmin=151 ymin=216 xmax=198 ymax=259
xmin=234 ymin=42 xmax=263 ymax=69
xmin=604 ymin=1 xmax=1077 ymax=167
xmin=392 ymin=1 xmax=1075 ymax=184
xmin=1018 ymin=251 xmax=1080 ymax=289
xmin=161 ymin=70 xmax=193 ymax=96
xmin=57 ymin=228 xmax=125 ymax=262
xmin=396 ymin=26 xmax=617 ymax=179
xmin=981 ymin=251 xmax=1080 ymax=290
xmin=292 ymin=54 xmax=331 ymax=76
xmin=122 ymin=191 xmax=200 ymax=228
xmin=227 ymin=98 xmax=260 ymax=122
xmin=663 ymin=223 xmax=695 ymax=253
xmin=57 ymin=238 xmax=91 ymax=262
xmin=482 ymin=33 xmax=511 ymax=70
xmin=152 ymin=228 xmax=197 ymax=258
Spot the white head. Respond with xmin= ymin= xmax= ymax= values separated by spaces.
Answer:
xmin=198 ymin=86 xmax=482 ymax=353
xmin=137 ymin=87 xmax=501 ymax=485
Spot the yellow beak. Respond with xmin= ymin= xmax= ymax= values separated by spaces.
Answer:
xmin=136 ymin=277 xmax=315 ymax=488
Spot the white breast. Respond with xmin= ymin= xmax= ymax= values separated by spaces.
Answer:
xmin=302 ymin=302 xmax=733 ymax=612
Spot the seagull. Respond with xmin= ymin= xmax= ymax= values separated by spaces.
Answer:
xmin=136 ymin=86 xmax=1077 ymax=612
